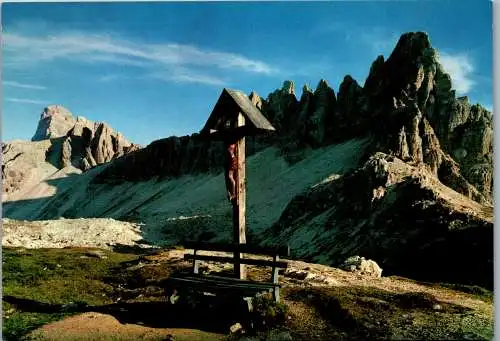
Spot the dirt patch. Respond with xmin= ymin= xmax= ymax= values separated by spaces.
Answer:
xmin=27 ymin=312 xmax=225 ymax=341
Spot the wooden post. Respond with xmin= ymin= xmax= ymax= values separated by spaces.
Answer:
xmin=272 ymin=254 xmax=280 ymax=302
xmin=233 ymin=112 xmax=247 ymax=279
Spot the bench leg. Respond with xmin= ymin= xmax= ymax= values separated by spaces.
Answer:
xmin=242 ymin=297 xmax=255 ymax=332
xmin=168 ymin=289 xmax=180 ymax=305
xmin=272 ymin=287 xmax=280 ymax=303
xmin=243 ymin=297 xmax=254 ymax=312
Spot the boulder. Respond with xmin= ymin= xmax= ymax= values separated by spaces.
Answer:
xmin=341 ymin=256 xmax=383 ymax=278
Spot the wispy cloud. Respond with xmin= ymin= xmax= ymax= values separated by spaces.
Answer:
xmin=3 ymin=30 xmax=277 ymax=86
xmin=102 ymin=68 xmax=227 ymax=86
xmin=311 ymin=21 xmax=356 ymax=43
xmin=359 ymin=29 xmax=400 ymax=56
xmin=438 ymin=52 xmax=475 ymax=95
xmin=98 ymin=74 xmax=125 ymax=82
xmin=3 ymin=80 xmax=47 ymax=90
xmin=314 ymin=21 xmax=400 ymax=56
xmin=151 ymin=70 xmax=227 ymax=86
xmin=5 ymin=97 xmax=48 ymax=105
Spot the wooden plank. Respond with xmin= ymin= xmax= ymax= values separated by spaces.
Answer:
xmin=225 ymin=89 xmax=275 ymax=131
xmin=182 ymin=242 xmax=291 ymax=257
xmin=169 ymin=285 xmax=269 ymax=297
xmin=234 ymin=112 xmax=246 ymax=280
xmin=201 ymin=126 xmax=274 ymax=141
xmin=184 ymin=254 xmax=288 ymax=269
xmin=169 ymin=277 xmax=276 ymax=291
xmin=201 ymin=126 xmax=252 ymax=142
xmin=179 ymin=274 xmax=282 ymax=288
xmin=167 ymin=277 xmax=273 ymax=295
xmin=201 ymin=88 xmax=275 ymax=136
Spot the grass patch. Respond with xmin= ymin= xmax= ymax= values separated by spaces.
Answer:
xmin=388 ymin=276 xmax=494 ymax=303
xmin=3 ymin=305 xmax=68 ymax=341
xmin=283 ymin=284 xmax=491 ymax=340
xmin=2 ymin=246 xmax=494 ymax=341
xmin=3 ymin=247 xmax=138 ymax=341
xmin=250 ymin=294 xmax=289 ymax=332
xmin=435 ymin=283 xmax=493 ymax=302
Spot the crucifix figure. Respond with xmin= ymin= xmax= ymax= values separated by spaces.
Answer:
xmin=224 ymin=141 xmax=238 ymax=202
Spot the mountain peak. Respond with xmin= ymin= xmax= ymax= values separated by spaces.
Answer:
xmin=32 ymin=105 xmax=76 ymax=141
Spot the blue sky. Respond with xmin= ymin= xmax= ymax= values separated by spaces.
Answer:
xmin=2 ymin=1 xmax=493 ymax=145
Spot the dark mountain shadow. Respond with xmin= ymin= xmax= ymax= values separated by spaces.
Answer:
xmin=45 ymin=128 xmax=95 ymax=170
xmin=3 ymin=293 xmax=248 ymax=334
xmin=3 ymin=175 xmax=88 ymax=220
xmin=111 ymin=243 xmax=161 ymax=254
xmin=45 ymin=137 xmax=65 ymax=169
xmin=4 ymin=281 xmax=483 ymax=340
xmin=2 ymin=173 xmax=219 ymax=249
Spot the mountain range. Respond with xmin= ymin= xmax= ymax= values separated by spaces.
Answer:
xmin=2 ymin=31 xmax=493 ymax=289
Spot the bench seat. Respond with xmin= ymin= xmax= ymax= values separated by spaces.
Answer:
xmin=168 ymin=274 xmax=279 ymax=297
xmin=166 ymin=242 xmax=290 ymax=303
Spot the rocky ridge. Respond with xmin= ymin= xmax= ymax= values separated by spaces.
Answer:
xmin=39 ymin=105 xmax=141 ymax=170
xmin=93 ymin=32 xmax=492 ymax=205
xmin=262 ymin=152 xmax=493 ymax=288
xmin=2 ymin=105 xmax=141 ymax=198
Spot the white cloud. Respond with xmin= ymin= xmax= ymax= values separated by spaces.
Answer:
xmin=98 ymin=74 xmax=124 ymax=82
xmin=99 ymin=68 xmax=227 ymax=86
xmin=150 ymin=68 xmax=227 ymax=86
xmin=3 ymin=81 xmax=46 ymax=90
xmin=168 ymin=74 xmax=227 ymax=86
xmin=5 ymin=97 xmax=48 ymax=105
xmin=2 ymin=31 xmax=277 ymax=85
xmin=438 ymin=52 xmax=475 ymax=95
xmin=360 ymin=30 xmax=400 ymax=57
xmin=318 ymin=23 xmax=399 ymax=57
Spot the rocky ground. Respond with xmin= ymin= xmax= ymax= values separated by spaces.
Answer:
xmin=3 ymin=247 xmax=492 ymax=341
xmin=2 ymin=218 xmax=153 ymax=251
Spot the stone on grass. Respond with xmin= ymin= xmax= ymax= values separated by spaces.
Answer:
xmin=341 ymin=256 xmax=383 ymax=278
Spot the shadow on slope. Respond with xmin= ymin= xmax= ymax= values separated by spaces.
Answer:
xmin=3 ymin=174 xmax=96 ymax=221
xmin=3 ymin=138 xmax=371 ymax=249
xmin=4 ymin=281 xmax=492 ymax=341
xmin=3 ymin=295 xmax=242 ymax=334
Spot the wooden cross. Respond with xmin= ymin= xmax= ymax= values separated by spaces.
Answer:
xmin=201 ymin=88 xmax=275 ymax=280
xmin=232 ymin=113 xmax=247 ymax=279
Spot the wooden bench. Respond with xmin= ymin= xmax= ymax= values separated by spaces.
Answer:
xmin=167 ymin=242 xmax=290 ymax=303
